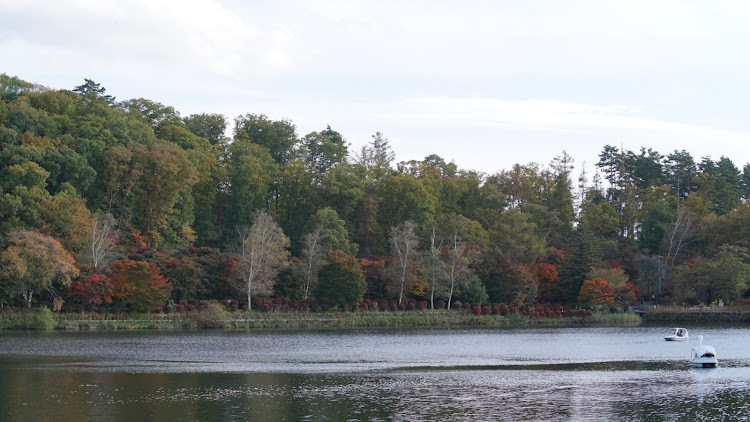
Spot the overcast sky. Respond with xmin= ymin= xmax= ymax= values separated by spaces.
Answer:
xmin=2 ymin=0 xmax=749 ymax=177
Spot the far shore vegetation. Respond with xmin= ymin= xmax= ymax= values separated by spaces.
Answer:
xmin=2 ymin=302 xmax=646 ymax=331
xmin=1 ymin=73 xmax=749 ymax=328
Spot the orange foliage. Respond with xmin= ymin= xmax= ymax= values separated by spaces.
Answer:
xmin=536 ymin=262 xmax=561 ymax=302
xmin=578 ymin=278 xmax=615 ymax=307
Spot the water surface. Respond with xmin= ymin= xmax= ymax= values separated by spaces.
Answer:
xmin=1 ymin=326 xmax=748 ymax=421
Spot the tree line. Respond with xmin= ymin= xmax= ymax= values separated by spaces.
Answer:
xmin=1 ymin=73 xmax=749 ymax=312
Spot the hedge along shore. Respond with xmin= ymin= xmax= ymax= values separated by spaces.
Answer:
xmin=0 ymin=309 xmax=642 ymax=331
xmin=641 ymin=309 xmax=750 ymax=323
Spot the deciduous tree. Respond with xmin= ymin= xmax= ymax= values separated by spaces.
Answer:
xmin=232 ymin=210 xmax=290 ymax=308
xmin=0 ymin=230 xmax=78 ymax=307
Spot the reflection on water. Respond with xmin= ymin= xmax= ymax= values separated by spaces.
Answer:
xmin=1 ymin=327 xmax=749 ymax=421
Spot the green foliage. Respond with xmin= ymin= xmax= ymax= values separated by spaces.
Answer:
xmin=672 ymin=248 xmax=750 ymax=304
xmin=195 ymin=302 xmax=230 ymax=328
xmin=457 ymin=275 xmax=488 ymax=304
xmin=33 ymin=307 xmax=55 ymax=330
xmin=316 ymin=250 xmax=366 ymax=307
xmin=1 ymin=73 xmax=749 ymax=311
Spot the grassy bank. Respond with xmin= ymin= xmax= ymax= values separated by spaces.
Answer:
xmin=0 ymin=308 xmax=642 ymax=331
xmin=641 ymin=306 xmax=750 ymax=323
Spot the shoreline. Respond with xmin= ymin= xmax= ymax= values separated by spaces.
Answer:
xmin=0 ymin=309 xmax=642 ymax=331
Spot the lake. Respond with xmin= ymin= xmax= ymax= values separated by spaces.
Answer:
xmin=1 ymin=326 xmax=749 ymax=421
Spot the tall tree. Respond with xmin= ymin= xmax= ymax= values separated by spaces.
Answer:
xmin=424 ymin=226 xmax=445 ymax=309
xmin=389 ymin=221 xmax=419 ymax=304
xmin=73 ymin=79 xmax=115 ymax=105
xmin=183 ymin=113 xmax=227 ymax=146
xmin=225 ymin=140 xmax=277 ymax=230
xmin=132 ymin=141 xmax=197 ymax=247
xmin=232 ymin=210 xmax=290 ymax=308
xmin=233 ymin=113 xmax=298 ymax=165
xmin=300 ymin=126 xmax=348 ymax=183
xmin=442 ymin=230 xmax=482 ymax=309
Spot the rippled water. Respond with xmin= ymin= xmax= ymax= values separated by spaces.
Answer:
xmin=1 ymin=326 xmax=749 ymax=421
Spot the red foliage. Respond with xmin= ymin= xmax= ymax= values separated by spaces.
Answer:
xmin=536 ymin=263 xmax=561 ymax=303
xmin=472 ymin=306 xmax=481 ymax=315
xmin=625 ymin=282 xmax=640 ymax=299
xmin=359 ymin=257 xmax=391 ymax=299
xmin=109 ymin=259 xmax=172 ymax=312
xmin=68 ymin=273 xmax=112 ymax=304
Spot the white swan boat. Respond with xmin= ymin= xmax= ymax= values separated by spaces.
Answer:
xmin=664 ymin=328 xmax=689 ymax=341
xmin=690 ymin=335 xmax=718 ymax=368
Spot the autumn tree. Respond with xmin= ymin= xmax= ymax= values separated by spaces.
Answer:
xmin=578 ymin=278 xmax=615 ymax=308
xmin=67 ymin=273 xmax=112 ymax=305
xmin=109 ymin=259 xmax=172 ymax=312
xmin=587 ymin=266 xmax=637 ymax=306
xmin=536 ymin=263 xmax=561 ymax=303
xmin=232 ymin=210 xmax=290 ymax=308
xmin=0 ymin=230 xmax=78 ymax=307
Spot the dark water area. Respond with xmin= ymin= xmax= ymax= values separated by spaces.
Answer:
xmin=1 ymin=326 xmax=749 ymax=421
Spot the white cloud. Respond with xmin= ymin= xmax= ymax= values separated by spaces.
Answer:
xmin=1 ymin=0 xmax=749 ymax=176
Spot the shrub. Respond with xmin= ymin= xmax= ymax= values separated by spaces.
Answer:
xmin=389 ymin=303 xmax=397 ymax=311
xmin=407 ymin=303 xmax=416 ymax=311
xmin=361 ymin=302 xmax=369 ymax=311
xmin=176 ymin=304 xmax=185 ymax=312
xmin=418 ymin=301 xmax=427 ymax=310
xmin=452 ymin=300 xmax=462 ymax=309
xmin=436 ymin=300 xmax=446 ymax=309
xmin=195 ymin=303 xmax=230 ymax=328
xmin=398 ymin=303 xmax=406 ymax=311
xmin=482 ymin=306 xmax=490 ymax=315
xmin=34 ymin=307 xmax=55 ymax=330
xmin=472 ymin=306 xmax=481 ymax=316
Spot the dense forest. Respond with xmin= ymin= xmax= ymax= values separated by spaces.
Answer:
xmin=1 ymin=73 xmax=749 ymax=312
